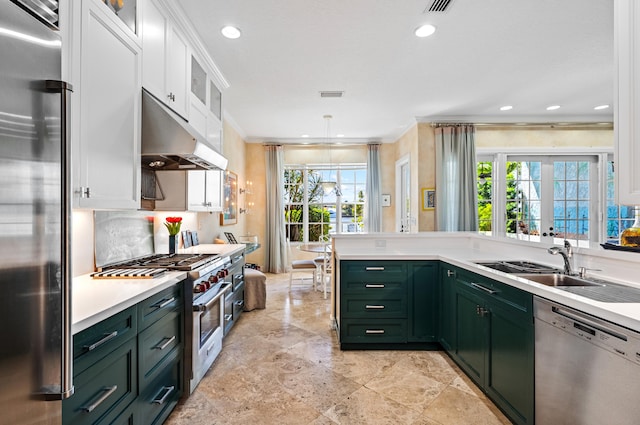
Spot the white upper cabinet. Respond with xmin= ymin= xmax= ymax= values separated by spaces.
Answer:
xmin=615 ymin=0 xmax=640 ymax=205
xmin=70 ymin=0 xmax=142 ymax=209
xmin=189 ymin=54 xmax=224 ymax=152
xmin=154 ymin=170 xmax=222 ymax=212
xmin=141 ymin=0 xmax=189 ymax=118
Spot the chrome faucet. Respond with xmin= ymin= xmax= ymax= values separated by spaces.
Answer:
xmin=548 ymin=240 xmax=574 ymax=275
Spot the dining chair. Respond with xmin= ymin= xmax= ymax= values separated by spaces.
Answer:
xmin=313 ymin=234 xmax=332 ymax=299
xmin=287 ymin=239 xmax=318 ymax=291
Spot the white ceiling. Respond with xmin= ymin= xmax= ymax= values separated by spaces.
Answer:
xmin=178 ymin=0 xmax=614 ymax=144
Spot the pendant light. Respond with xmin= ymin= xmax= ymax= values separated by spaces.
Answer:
xmin=320 ymin=114 xmax=341 ymax=196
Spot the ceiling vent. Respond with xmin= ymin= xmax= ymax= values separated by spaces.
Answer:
xmin=320 ymin=91 xmax=344 ymax=98
xmin=424 ymin=0 xmax=455 ymax=13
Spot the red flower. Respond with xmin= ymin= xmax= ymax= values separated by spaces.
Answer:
xmin=164 ymin=216 xmax=183 ymax=235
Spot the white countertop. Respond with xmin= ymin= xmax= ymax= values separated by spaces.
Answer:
xmin=71 ymin=244 xmax=246 ymax=334
xmin=333 ymin=233 xmax=640 ymax=332
xmin=72 ymin=271 xmax=187 ymax=335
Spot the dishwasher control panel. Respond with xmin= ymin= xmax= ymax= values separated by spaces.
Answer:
xmin=534 ymin=297 xmax=640 ymax=364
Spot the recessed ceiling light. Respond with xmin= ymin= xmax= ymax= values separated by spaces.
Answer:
xmin=301 ymin=134 xmax=309 ymax=138
xmin=500 ymin=105 xmax=513 ymax=111
xmin=594 ymin=104 xmax=610 ymax=110
xmin=221 ymin=26 xmax=241 ymax=39
xmin=414 ymin=24 xmax=436 ymax=38
xmin=336 ymin=134 xmax=345 ymax=138
xmin=546 ymin=105 xmax=561 ymax=111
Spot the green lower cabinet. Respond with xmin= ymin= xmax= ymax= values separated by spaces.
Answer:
xmin=485 ymin=298 xmax=534 ymax=425
xmin=63 ymin=338 xmax=137 ymax=425
xmin=339 ymin=260 xmax=439 ymax=348
xmin=439 ymin=265 xmax=457 ymax=352
xmin=138 ymin=350 xmax=182 ymax=425
xmin=454 ymin=283 xmax=488 ymax=384
xmin=452 ymin=272 xmax=534 ymax=425
xmin=408 ymin=262 xmax=438 ymax=342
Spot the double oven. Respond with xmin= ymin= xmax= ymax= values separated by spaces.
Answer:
xmin=95 ymin=250 xmax=245 ymax=395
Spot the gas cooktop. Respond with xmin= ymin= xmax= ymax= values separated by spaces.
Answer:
xmin=100 ymin=253 xmax=221 ymax=272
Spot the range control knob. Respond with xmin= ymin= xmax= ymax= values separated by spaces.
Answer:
xmin=208 ymin=275 xmax=219 ymax=283
xmin=194 ymin=283 xmax=205 ymax=293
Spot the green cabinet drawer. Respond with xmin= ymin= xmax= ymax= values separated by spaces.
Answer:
xmin=139 ymin=309 xmax=182 ymax=390
xmin=73 ymin=306 xmax=137 ymax=377
xmin=138 ymin=351 xmax=182 ymax=425
xmin=340 ymin=319 xmax=407 ymax=343
xmin=457 ymin=270 xmax=532 ymax=313
xmin=138 ymin=284 xmax=183 ymax=331
xmin=63 ymin=338 xmax=137 ymax=425
xmin=340 ymin=261 xmax=407 ymax=289
xmin=341 ymin=296 xmax=407 ymax=318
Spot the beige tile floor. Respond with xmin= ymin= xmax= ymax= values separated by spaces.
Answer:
xmin=166 ymin=273 xmax=512 ymax=425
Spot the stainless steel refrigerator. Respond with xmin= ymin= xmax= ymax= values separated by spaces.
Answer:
xmin=0 ymin=1 xmax=73 ymax=424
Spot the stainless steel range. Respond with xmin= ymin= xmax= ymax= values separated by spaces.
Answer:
xmin=95 ymin=252 xmax=241 ymax=394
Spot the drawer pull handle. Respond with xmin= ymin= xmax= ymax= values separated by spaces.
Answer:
xmin=365 ymin=329 xmax=385 ymax=334
xmin=365 ymin=305 xmax=385 ymax=309
xmin=85 ymin=331 xmax=118 ymax=352
xmin=81 ymin=385 xmax=117 ymax=413
xmin=152 ymin=297 xmax=176 ymax=309
xmin=471 ymin=282 xmax=497 ymax=295
xmin=224 ymin=314 xmax=233 ymax=322
xmin=365 ymin=284 xmax=385 ymax=288
xmin=152 ymin=385 xmax=175 ymax=405
xmin=365 ymin=267 xmax=385 ymax=271
xmin=154 ymin=335 xmax=176 ymax=350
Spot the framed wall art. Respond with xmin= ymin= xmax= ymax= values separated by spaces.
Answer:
xmin=220 ymin=171 xmax=238 ymax=225
xmin=422 ymin=188 xmax=436 ymax=211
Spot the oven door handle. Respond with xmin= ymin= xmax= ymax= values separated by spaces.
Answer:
xmin=193 ymin=290 xmax=225 ymax=312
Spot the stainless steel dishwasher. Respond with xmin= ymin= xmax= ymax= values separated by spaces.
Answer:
xmin=534 ymin=297 xmax=640 ymax=425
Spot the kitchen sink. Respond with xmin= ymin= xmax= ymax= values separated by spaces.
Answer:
xmin=517 ymin=273 xmax=603 ymax=287
xmin=519 ymin=273 xmax=640 ymax=303
xmin=475 ymin=260 xmax=561 ymax=274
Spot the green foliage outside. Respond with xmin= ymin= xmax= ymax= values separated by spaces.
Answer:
xmin=284 ymin=169 xmax=330 ymax=242
xmin=477 ymin=162 xmax=525 ymax=233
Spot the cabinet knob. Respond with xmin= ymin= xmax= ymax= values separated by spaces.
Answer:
xmin=447 ymin=269 xmax=456 ymax=277
xmin=167 ymin=92 xmax=176 ymax=102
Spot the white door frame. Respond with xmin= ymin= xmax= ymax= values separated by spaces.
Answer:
xmin=395 ymin=154 xmax=411 ymax=232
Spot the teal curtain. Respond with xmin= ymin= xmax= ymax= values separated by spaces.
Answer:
xmin=264 ymin=145 xmax=288 ymax=272
xmin=366 ymin=143 xmax=382 ymax=232
xmin=435 ymin=125 xmax=478 ymax=231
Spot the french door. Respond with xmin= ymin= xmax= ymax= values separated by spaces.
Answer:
xmin=505 ymin=156 xmax=599 ymax=244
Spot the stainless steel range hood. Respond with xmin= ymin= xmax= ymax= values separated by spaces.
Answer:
xmin=141 ymin=89 xmax=228 ymax=171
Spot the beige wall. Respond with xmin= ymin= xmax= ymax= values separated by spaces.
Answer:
xmin=245 ymin=143 xmax=266 ymax=267
xmin=197 ymin=121 xmax=248 ymax=244
xmin=417 ymin=123 xmax=436 ymax=231
xmin=475 ymin=126 xmax=613 ymax=148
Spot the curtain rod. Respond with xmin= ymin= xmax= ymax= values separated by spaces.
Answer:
xmin=431 ymin=122 xmax=613 ymax=129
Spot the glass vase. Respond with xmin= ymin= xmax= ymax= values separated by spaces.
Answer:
xmin=620 ymin=206 xmax=640 ymax=247
xmin=169 ymin=235 xmax=177 ymax=254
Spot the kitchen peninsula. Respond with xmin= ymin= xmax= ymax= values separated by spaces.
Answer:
xmin=332 ymin=232 xmax=640 ymax=425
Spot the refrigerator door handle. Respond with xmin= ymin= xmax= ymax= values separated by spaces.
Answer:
xmin=43 ymin=79 xmax=75 ymax=400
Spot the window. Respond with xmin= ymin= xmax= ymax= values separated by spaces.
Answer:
xmin=284 ymin=165 xmax=366 ymax=242
xmin=477 ymin=160 xmax=493 ymax=234
xmin=477 ymin=154 xmax=607 ymax=245
xmin=606 ymin=159 xmax=636 ymax=242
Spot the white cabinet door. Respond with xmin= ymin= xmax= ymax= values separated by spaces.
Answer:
xmin=74 ymin=0 xmax=141 ymax=209
xmin=141 ymin=0 xmax=188 ymax=118
xmin=140 ymin=0 xmax=166 ymax=102
xmin=204 ymin=169 xmax=223 ymax=211
xmin=206 ymin=112 xmax=223 ymax=152
xmin=187 ymin=170 xmax=208 ymax=211
xmin=166 ymin=25 xmax=189 ymax=117
xmin=615 ymin=0 xmax=640 ymax=205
